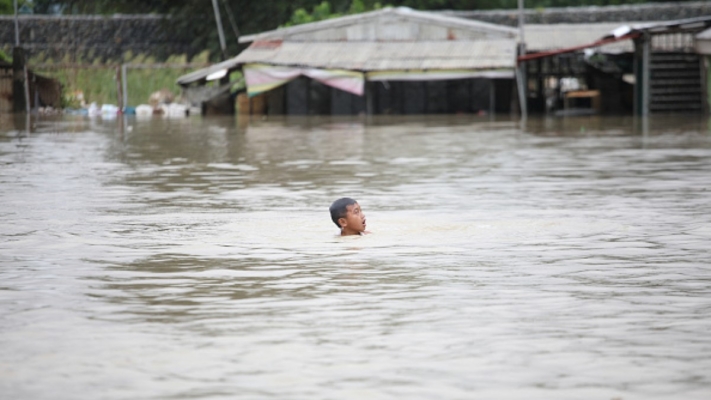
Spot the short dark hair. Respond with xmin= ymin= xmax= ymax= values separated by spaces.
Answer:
xmin=329 ymin=197 xmax=357 ymax=228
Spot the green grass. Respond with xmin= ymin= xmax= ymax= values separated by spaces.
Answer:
xmin=29 ymin=51 xmax=228 ymax=108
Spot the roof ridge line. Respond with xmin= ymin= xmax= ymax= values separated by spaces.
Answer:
xmin=240 ymin=7 xmax=516 ymax=43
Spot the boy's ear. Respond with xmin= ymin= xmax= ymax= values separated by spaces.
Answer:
xmin=337 ymin=217 xmax=347 ymax=228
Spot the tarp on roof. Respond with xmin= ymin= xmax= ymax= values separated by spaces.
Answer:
xmin=242 ymin=64 xmax=514 ymax=98
xmin=244 ymin=64 xmax=364 ymax=97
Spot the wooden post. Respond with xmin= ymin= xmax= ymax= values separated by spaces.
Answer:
xmin=116 ymin=65 xmax=123 ymax=111
xmin=633 ymin=38 xmax=640 ymax=116
xmin=23 ymin=65 xmax=30 ymax=113
xmin=516 ymin=62 xmax=527 ymax=118
xmin=704 ymin=56 xmax=710 ymax=116
xmin=121 ymin=64 xmax=129 ymax=110
xmin=12 ymin=47 xmax=26 ymax=113
xmin=489 ymin=79 xmax=496 ymax=115
xmin=641 ymin=32 xmax=651 ymax=117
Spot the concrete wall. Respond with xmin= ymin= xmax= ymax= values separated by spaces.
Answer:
xmin=1 ymin=2 xmax=707 ymax=63
xmin=0 ymin=15 xmax=198 ymax=61
xmin=439 ymin=1 xmax=711 ymax=26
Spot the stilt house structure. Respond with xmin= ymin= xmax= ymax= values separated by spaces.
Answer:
xmin=518 ymin=16 xmax=711 ymax=116
xmin=695 ymin=26 xmax=711 ymax=112
xmin=620 ymin=17 xmax=711 ymax=115
xmin=177 ymin=7 xmax=519 ymax=116
xmin=522 ymin=23 xmax=638 ymax=115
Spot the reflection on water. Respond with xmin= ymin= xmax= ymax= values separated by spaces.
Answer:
xmin=1 ymin=114 xmax=711 ymax=399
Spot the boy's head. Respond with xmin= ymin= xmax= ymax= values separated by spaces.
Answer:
xmin=329 ymin=197 xmax=367 ymax=235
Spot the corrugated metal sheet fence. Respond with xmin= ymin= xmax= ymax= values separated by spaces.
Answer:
xmin=21 ymin=63 xmax=208 ymax=110
xmin=0 ymin=65 xmax=12 ymax=113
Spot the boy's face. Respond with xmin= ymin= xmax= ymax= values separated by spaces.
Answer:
xmin=339 ymin=202 xmax=366 ymax=235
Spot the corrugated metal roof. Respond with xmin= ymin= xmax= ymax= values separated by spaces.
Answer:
xmin=178 ymin=7 xmax=517 ymax=86
xmin=695 ymin=27 xmax=711 ymax=54
xmin=526 ymin=23 xmax=639 ymax=54
xmin=232 ymin=40 xmax=516 ymax=71
xmin=176 ymin=56 xmax=246 ymax=86
xmin=526 ymin=18 xmax=711 ymax=54
xmin=698 ymin=27 xmax=711 ymax=40
xmin=239 ymin=7 xmax=517 ymax=43
xmin=623 ymin=15 xmax=711 ymax=35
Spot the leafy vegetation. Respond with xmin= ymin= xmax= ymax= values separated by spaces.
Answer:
xmin=0 ymin=0 xmax=12 ymax=14
xmin=284 ymin=0 xmax=387 ymax=27
xmin=0 ymin=48 xmax=11 ymax=62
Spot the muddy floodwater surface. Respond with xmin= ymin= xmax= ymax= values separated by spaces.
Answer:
xmin=1 ymin=114 xmax=711 ymax=399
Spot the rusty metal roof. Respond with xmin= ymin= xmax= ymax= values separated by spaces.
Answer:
xmin=178 ymin=8 xmax=518 ymax=85
xmin=239 ymin=7 xmax=517 ymax=43
xmin=230 ymin=40 xmax=516 ymax=71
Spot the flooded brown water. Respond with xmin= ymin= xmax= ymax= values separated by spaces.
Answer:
xmin=1 ymin=114 xmax=711 ymax=399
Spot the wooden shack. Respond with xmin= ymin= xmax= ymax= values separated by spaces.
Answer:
xmin=178 ymin=7 xmax=520 ymax=116
xmin=0 ymin=59 xmax=62 ymax=113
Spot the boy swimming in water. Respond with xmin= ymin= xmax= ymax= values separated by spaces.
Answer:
xmin=329 ymin=197 xmax=370 ymax=236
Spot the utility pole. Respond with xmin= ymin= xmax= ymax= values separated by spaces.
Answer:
xmin=220 ymin=0 xmax=240 ymax=42
xmin=211 ymin=0 xmax=228 ymax=61
xmin=14 ymin=0 xmax=19 ymax=46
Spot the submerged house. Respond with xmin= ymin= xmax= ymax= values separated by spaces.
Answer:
xmin=519 ymin=16 xmax=711 ymax=115
xmin=523 ymin=23 xmax=638 ymax=114
xmin=619 ymin=16 xmax=711 ymax=115
xmin=178 ymin=7 xmax=519 ymax=116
